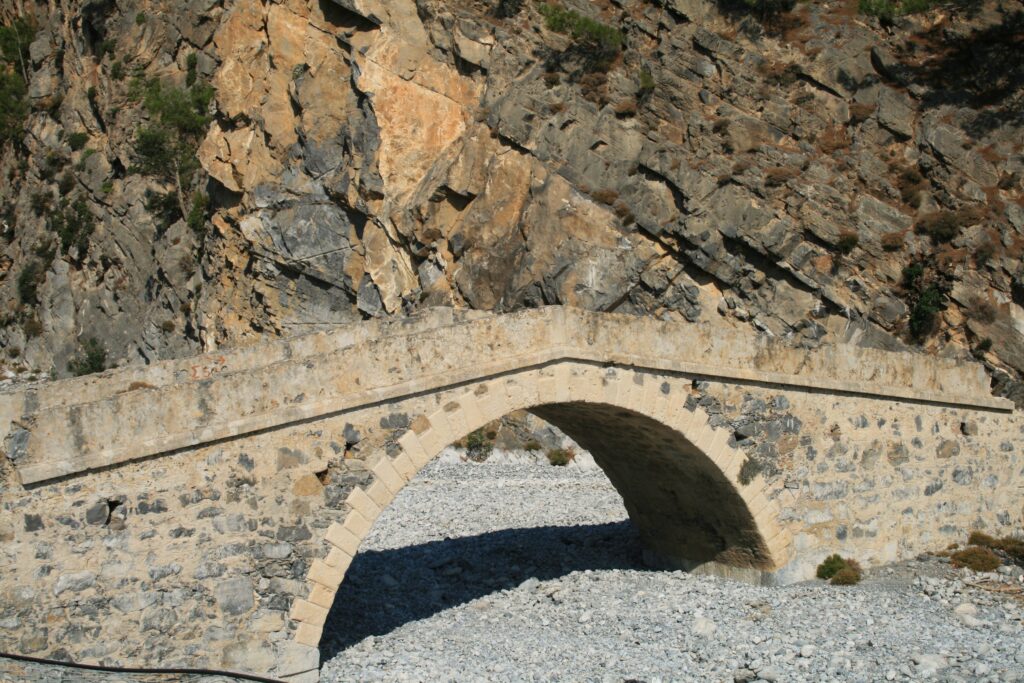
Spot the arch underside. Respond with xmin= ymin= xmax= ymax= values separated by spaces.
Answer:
xmin=531 ymin=402 xmax=773 ymax=572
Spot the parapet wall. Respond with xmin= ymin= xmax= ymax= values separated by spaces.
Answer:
xmin=1 ymin=307 xmax=1007 ymax=488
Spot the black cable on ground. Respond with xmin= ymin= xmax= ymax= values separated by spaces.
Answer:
xmin=0 ymin=651 xmax=288 ymax=683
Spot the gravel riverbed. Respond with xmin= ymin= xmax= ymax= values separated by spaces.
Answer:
xmin=320 ymin=453 xmax=1024 ymax=683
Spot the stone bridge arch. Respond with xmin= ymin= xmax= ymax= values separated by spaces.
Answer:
xmin=288 ymin=362 xmax=793 ymax=668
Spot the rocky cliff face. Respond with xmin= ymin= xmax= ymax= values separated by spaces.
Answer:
xmin=1 ymin=0 xmax=1022 ymax=400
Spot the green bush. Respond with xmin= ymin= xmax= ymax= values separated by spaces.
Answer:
xmin=186 ymin=53 xmax=199 ymax=87
xmin=68 ymin=337 xmax=107 ymax=377
xmin=465 ymin=428 xmax=494 ymax=462
xmin=546 ymin=447 xmax=575 ymax=466
xmin=67 ymin=132 xmax=89 ymax=151
xmin=0 ymin=18 xmax=34 ymax=65
xmin=135 ymin=12 xmax=147 ymax=25
xmin=816 ymin=553 xmax=847 ymax=580
xmin=638 ymin=68 xmax=655 ymax=99
xmin=134 ymin=78 xmax=214 ymax=226
xmin=51 ymin=198 xmax=95 ymax=255
xmin=0 ymin=69 xmax=28 ymax=144
xmin=908 ymin=286 xmax=943 ymax=340
xmin=110 ymin=59 xmax=125 ymax=82
xmin=17 ymin=260 xmax=43 ymax=305
xmin=187 ymin=192 xmax=209 ymax=235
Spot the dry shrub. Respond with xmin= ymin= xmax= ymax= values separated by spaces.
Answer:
xmin=967 ymin=296 xmax=997 ymax=324
xmin=849 ymin=102 xmax=877 ymax=125
xmin=818 ymin=125 xmax=851 ymax=154
xmin=831 ymin=567 xmax=861 ymax=585
xmin=892 ymin=163 xmax=929 ymax=207
xmin=950 ymin=546 xmax=1001 ymax=572
xmin=765 ymin=165 xmax=801 ymax=187
xmin=613 ymin=99 xmax=638 ymax=117
xmin=835 ymin=230 xmax=859 ymax=254
xmin=881 ymin=231 xmax=905 ymax=252
xmin=549 ymin=101 xmax=566 ymax=114
xmin=967 ymin=531 xmax=1024 ymax=565
xmin=590 ymin=188 xmax=620 ymax=205
xmin=758 ymin=60 xmax=800 ymax=86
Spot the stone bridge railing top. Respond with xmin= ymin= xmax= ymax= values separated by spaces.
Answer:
xmin=1 ymin=307 xmax=1010 ymax=487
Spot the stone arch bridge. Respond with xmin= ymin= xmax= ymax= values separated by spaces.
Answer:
xmin=0 ymin=307 xmax=1020 ymax=681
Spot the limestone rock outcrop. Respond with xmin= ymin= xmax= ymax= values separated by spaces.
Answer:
xmin=0 ymin=0 xmax=1022 ymax=403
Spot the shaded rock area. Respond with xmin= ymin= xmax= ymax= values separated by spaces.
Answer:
xmin=0 ymin=0 xmax=1022 ymax=403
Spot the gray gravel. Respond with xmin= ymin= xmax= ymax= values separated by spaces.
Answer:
xmin=320 ymin=452 xmax=1024 ymax=682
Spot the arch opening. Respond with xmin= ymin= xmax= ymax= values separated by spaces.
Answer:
xmin=530 ymin=402 xmax=774 ymax=574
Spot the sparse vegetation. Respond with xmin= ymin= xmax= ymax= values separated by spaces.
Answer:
xmin=835 ymin=230 xmax=860 ymax=255
xmin=134 ymin=78 xmax=214 ymax=227
xmin=465 ymin=428 xmax=494 ymax=462
xmin=17 ymin=260 xmax=43 ymax=305
xmin=537 ymin=3 xmax=623 ymax=67
xmin=0 ymin=17 xmax=33 ymax=145
xmin=901 ymin=260 xmax=950 ymax=341
xmin=51 ymin=198 xmax=96 ymax=256
xmin=915 ymin=207 xmax=985 ymax=244
xmin=859 ymin=0 xmax=935 ymax=22
xmin=67 ymin=337 xmax=107 ymax=377
xmin=546 ymin=447 xmax=575 ymax=466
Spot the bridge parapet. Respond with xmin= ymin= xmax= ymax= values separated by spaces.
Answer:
xmin=1 ymin=307 xmax=1008 ymax=487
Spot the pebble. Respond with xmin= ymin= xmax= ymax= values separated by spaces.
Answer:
xmin=319 ymin=457 xmax=1024 ymax=682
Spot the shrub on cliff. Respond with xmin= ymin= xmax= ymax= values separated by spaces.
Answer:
xmin=538 ymin=3 xmax=623 ymax=66
xmin=134 ymin=78 xmax=214 ymax=226
xmin=68 ymin=337 xmax=107 ymax=377
xmin=0 ymin=18 xmax=35 ymax=145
